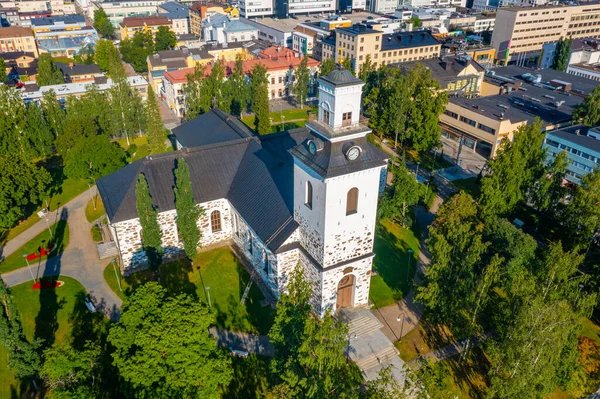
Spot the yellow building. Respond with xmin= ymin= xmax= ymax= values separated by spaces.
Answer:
xmin=491 ymin=3 xmax=600 ymax=65
xmin=119 ymin=16 xmax=172 ymax=40
xmin=0 ymin=27 xmax=38 ymax=57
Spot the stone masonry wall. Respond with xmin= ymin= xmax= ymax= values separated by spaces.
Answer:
xmin=321 ymin=256 xmax=373 ymax=314
xmin=295 ymin=211 xmax=324 ymax=265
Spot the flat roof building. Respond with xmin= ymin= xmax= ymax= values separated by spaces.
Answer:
xmin=0 ymin=26 xmax=38 ymax=56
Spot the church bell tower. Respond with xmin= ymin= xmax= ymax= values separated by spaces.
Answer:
xmin=289 ymin=68 xmax=389 ymax=315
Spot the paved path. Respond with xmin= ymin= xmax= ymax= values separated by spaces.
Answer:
xmin=209 ymin=327 xmax=274 ymax=357
xmin=0 ymin=187 xmax=122 ymax=321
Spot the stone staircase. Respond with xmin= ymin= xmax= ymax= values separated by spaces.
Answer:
xmin=340 ymin=308 xmax=402 ymax=380
xmin=97 ymin=242 xmax=118 ymax=259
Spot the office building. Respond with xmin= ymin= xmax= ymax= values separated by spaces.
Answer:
xmin=88 ymin=0 xmax=168 ymax=27
xmin=491 ymin=3 xmax=600 ymax=65
xmin=543 ymin=125 xmax=600 ymax=185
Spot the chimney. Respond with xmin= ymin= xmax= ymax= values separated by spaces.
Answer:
xmin=69 ymin=62 xmax=74 ymax=67
xmin=576 ymin=129 xmax=581 ymax=135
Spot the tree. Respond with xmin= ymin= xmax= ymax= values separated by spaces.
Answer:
xmin=381 ymin=69 xmax=411 ymax=148
xmin=359 ymin=54 xmax=374 ymax=84
xmin=342 ymin=57 xmax=353 ymax=75
xmin=155 ymin=26 xmax=176 ymax=51
xmin=41 ymin=89 xmax=66 ymax=138
xmin=228 ymin=56 xmax=249 ymax=116
xmin=409 ymin=16 xmax=422 ymax=28
xmin=119 ymin=31 xmax=154 ymax=73
xmin=551 ymin=38 xmax=572 ymax=72
xmin=108 ymin=65 xmax=146 ymax=145
xmin=567 ymin=169 xmax=600 ymax=249
xmin=184 ymin=64 xmax=210 ymax=120
xmin=320 ymin=57 xmax=335 ymax=77
xmin=293 ymin=55 xmax=310 ymax=108
xmin=108 ymin=283 xmax=232 ymax=398
xmin=0 ymin=84 xmax=27 ymax=157
xmin=93 ymin=8 xmax=115 ymax=39
xmin=0 ymin=155 xmax=51 ymax=229
xmin=205 ymin=59 xmax=227 ymax=112
xmin=378 ymin=163 xmax=419 ymax=227
xmin=23 ymin=104 xmax=53 ymax=159
xmin=36 ymin=53 xmax=64 ymax=86
xmin=94 ymin=39 xmax=119 ymax=72
xmin=40 ymin=343 xmax=102 ymax=398
xmin=145 ymin=84 xmax=167 ymax=154
xmin=174 ymin=158 xmax=203 ymax=260
xmin=0 ymin=58 xmax=6 ymax=82
xmin=479 ymin=119 xmax=546 ymax=219
xmin=250 ymin=64 xmax=270 ymax=135
xmin=63 ymin=134 xmax=126 ymax=181
xmin=0 ymin=277 xmax=42 ymax=381
xmin=135 ymin=173 xmax=162 ymax=270
xmin=75 ymin=45 xmax=95 ymax=65
xmin=574 ymin=84 xmax=600 ymax=127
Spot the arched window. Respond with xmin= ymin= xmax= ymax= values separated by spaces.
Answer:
xmin=346 ymin=188 xmax=358 ymax=215
xmin=305 ymin=181 xmax=313 ymax=209
xmin=211 ymin=210 xmax=222 ymax=233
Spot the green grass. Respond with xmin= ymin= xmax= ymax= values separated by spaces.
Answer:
xmin=104 ymin=247 xmax=275 ymax=334
xmin=0 ymin=276 xmax=87 ymax=398
xmin=52 ymin=56 xmax=75 ymax=64
xmin=85 ymin=194 xmax=106 ymax=223
xmin=451 ymin=177 xmax=482 ymax=199
xmin=407 ymin=149 xmax=454 ymax=171
xmin=117 ymin=134 xmax=152 ymax=162
xmin=369 ymin=219 xmax=420 ymax=308
xmin=581 ymin=318 xmax=600 ymax=344
xmin=0 ymin=220 xmax=69 ymax=273
xmin=395 ymin=322 xmax=455 ymax=362
xmin=241 ymin=107 xmax=316 ymax=133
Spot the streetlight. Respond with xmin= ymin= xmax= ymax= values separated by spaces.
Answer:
xmin=22 ymin=254 xmax=36 ymax=283
xmin=44 ymin=214 xmax=52 ymax=238
xmin=407 ymin=249 xmax=413 ymax=282
xmin=87 ymin=183 xmax=96 ymax=211
xmin=397 ymin=314 xmax=406 ymax=342
xmin=205 ymin=286 xmax=212 ymax=307
xmin=415 ymin=162 xmax=420 ymax=182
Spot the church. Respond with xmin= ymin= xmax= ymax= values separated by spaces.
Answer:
xmin=96 ymin=69 xmax=389 ymax=315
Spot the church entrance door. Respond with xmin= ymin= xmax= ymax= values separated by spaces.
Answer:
xmin=336 ymin=275 xmax=355 ymax=310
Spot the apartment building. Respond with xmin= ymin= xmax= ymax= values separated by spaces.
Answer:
xmin=16 ymin=0 xmax=76 ymax=14
xmin=440 ymin=65 xmax=597 ymax=159
xmin=491 ymin=3 xmax=600 ymax=65
xmin=238 ymin=0 xmax=273 ymax=17
xmin=322 ymin=24 xmax=441 ymax=74
xmin=88 ymin=0 xmax=167 ymax=27
xmin=202 ymin=14 xmax=257 ymax=44
xmin=0 ymin=26 xmax=38 ymax=56
xmin=119 ymin=16 xmax=171 ymax=40
xmin=32 ymin=15 xmax=98 ymax=57
xmin=31 ymin=14 xmax=87 ymax=34
xmin=543 ymin=124 xmax=600 ymax=185
xmin=158 ymin=2 xmax=190 ymax=35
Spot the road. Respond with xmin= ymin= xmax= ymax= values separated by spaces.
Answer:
xmin=0 ymin=187 xmax=122 ymax=321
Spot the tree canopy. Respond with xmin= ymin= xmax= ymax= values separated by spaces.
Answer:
xmin=174 ymin=158 xmax=203 ymax=260
xmin=120 ymin=31 xmax=154 ymax=73
xmin=155 ymin=26 xmax=176 ymax=52
xmin=93 ymin=8 xmax=115 ymax=39
xmin=36 ymin=54 xmax=64 ymax=86
xmin=551 ymin=38 xmax=572 ymax=72
xmin=250 ymin=64 xmax=270 ymax=135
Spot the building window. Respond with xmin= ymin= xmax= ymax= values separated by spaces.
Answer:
xmin=263 ymin=250 xmax=269 ymax=274
xmin=211 ymin=210 xmax=222 ymax=233
xmin=460 ymin=116 xmax=477 ymax=127
xmin=305 ymin=181 xmax=313 ymax=209
xmin=322 ymin=109 xmax=330 ymax=124
xmin=342 ymin=112 xmax=352 ymax=127
xmin=346 ymin=188 xmax=358 ymax=215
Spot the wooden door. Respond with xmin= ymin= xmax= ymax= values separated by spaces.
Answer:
xmin=336 ymin=275 xmax=355 ymax=310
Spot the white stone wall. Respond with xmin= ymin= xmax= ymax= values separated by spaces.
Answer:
xmin=318 ymin=72 xmax=364 ymax=130
xmin=320 ymin=256 xmax=373 ymax=314
xmin=112 ymin=198 xmax=233 ymax=272
xmin=225 ymin=28 xmax=258 ymax=43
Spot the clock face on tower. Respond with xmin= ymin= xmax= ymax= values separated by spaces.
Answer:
xmin=308 ymin=140 xmax=317 ymax=155
xmin=346 ymin=146 xmax=361 ymax=161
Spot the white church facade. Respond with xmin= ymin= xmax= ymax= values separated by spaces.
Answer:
xmin=97 ymin=69 xmax=389 ymax=315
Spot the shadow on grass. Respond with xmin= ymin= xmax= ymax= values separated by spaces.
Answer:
xmin=222 ymin=354 xmax=271 ymax=399
xmin=443 ymin=347 xmax=490 ymax=399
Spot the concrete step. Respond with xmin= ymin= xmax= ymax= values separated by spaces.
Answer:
xmin=97 ymin=242 xmax=118 ymax=259
xmin=356 ymin=346 xmax=399 ymax=370
xmin=340 ymin=308 xmax=383 ymax=338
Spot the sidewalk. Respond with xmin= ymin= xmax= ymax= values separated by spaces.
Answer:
xmin=209 ymin=326 xmax=274 ymax=357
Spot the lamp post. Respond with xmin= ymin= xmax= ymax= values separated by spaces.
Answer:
xmin=22 ymin=254 xmax=36 ymax=283
xmin=44 ymin=214 xmax=53 ymax=237
xmin=407 ymin=249 xmax=413 ymax=282
xmin=397 ymin=314 xmax=406 ymax=342
xmin=205 ymin=286 xmax=212 ymax=308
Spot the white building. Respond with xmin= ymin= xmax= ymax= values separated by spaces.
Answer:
xmin=239 ymin=0 xmax=273 ymax=17
xmin=202 ymin=13 xmax=258 ymax=44
xmin=88 ymin=0 xmax=167 ymax=26
xmin=96 ymin=69 xmax=389 ymax=315
xmin=292 ymin=31 xmax=314 ymax=55
xmin=539 ymin=38 xmax=600 ymax=75
xmin=158 ymin=2 xmax=190 ymax=35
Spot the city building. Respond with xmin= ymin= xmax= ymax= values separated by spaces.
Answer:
xmin=241 ymin=16 xmax=296 ymax=46
xmin=292 ymin=31 xmax=314 ymax=55
xmin=21 ymin=74 xmax=149 ymax=102
xmin=119 ymin=16 xmax=172 ymax=40
xmin=162 ymin=49 xmax=319 ymax=117
xmin=539 ymin=38 xmax=600 ymax=81
xmin=189 ymin=2 xmax=226 ymax=36
xmin=321 ymin=25 xmax=441 ymax=74
xmin=15 ymin=0 xmax=76 ymax=14
xmin=88 ymin=0 xmax=168 ymax=27
xmin=32 ymin=16 xmax=98 ymax=57
xmin=57 ymin=62 xmax=103 ymax=82
xmin=96 ymin=68 xmax=388 ymax=316
xmin=441 ymin=39 xmax=496 ymax=69
xmin=239 ymin=0 xmax=273 ymax=17
xmin=0 ymin=7 xmax=19 ymax=26
xmin=202 ymin=13 xmax=257 ymax=44
xmin=17 ymin=10 xmax=52 ymax=27
xmin=1 ymin=50 xmax=36 ymax=70
xmin=543 ymin=124 xmax=600 ymax=185
xmin=390 ymin=54 xmax=486 ymax=97
xmin=439 ymin=65 xmax=597 ymax=159
xmin=472 ymin=0 xmax=499 ymax=12
xmin=30 ymin=14 xmax=87 ymax=34
xmin=158 ymin=2 xmax=190 ymax=35
xmin=491 ymin=3 xmax=600 ymax=66
xmin=0 ymin=26 xmax=38 ymax=56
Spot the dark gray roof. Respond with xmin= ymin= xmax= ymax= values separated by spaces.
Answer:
xmin=97 ymin=126 xmax=313 ymax=250
xmin=320 ymin=68 xmax=362 ymax=87
xmin=389 ymin=56 xmax=485 ymax=90
xmin=31 ymin=15 xmax=85 ymax=26
xmin=289 ymin=132 xmax=388 ymax=179
xmin=158 ymin=1 xmax=189 ymax=18
xmin=173 ymin=109 xmax=254 ymax=147
xmin=56 ymin=62 xmax=102 ymax=77
xmin=381 ymin=31 xmax=440 ymax=51
xmin=546 ymin=125 xmax=600 ymax=154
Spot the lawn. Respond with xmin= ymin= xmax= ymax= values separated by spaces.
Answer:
xmin=395 ymin=322 xmax=455 ymax=362
xmin=0 ymin=220 xmax=69 ymax=273
xmin=407 ymin=149 xmax=454 ymax=171
xmin=104 ymin=247 xmax=275 ymax=334
xmin=451 ymin=177 xmax=481 ymax=199
xmin=85 ymin=194 xmax=106 ymax=223
xmin=241 ymin=107 xmax=316 ymax=134
xmin=0 ymin=276 xmax=87 ymax=398
xmin=117 ymin=134 xmax=152 ymax=162
xmin=91 ymin=225 xmax=103 ymax=242
xmin=369 ymin=219 xmax=420 ymax=308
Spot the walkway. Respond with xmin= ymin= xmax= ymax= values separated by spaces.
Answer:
xmin=0 ymin=187 xmax=122 ymax=321
xmin=209 ymin=326 xmax=274 ymax=357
